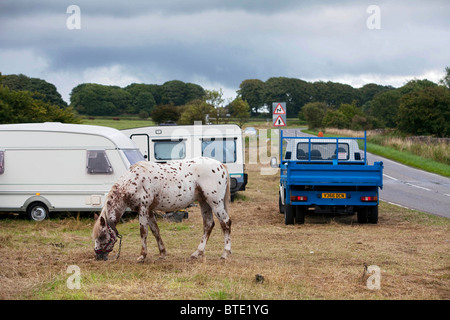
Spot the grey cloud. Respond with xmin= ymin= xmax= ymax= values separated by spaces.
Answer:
xmin=0 ymin=0 xmax=449 ymax=100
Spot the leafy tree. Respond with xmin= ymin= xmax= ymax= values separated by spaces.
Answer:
xmin=124 ymin=83 xmax=156 ymax=114
xmin=205 ymin=89 xmax=224 ymax=109
xmin=358 ymin=83 xmax=394 ymax=105
xmin=397 ymin=86 xmax=450 ymax=137
xmin=322 ymin=110 xmax=349 ymax=129
xmin=263 ymin=77 xmax=294 ymax=116
xmin=161 ymin=80 xmax=186 ymax=106
xmin=368 ymin=90 xmax=402 ymax=128
xmin=229 ymin=97 xmax=250 ymax=127
xmin=238 ymin=79 xmax=265 ymax=116
xmin=301 ymin=102 xmax=327 ymax=129
xmin=0 ymin=85 xmax=80 ymax=124
xmin=150 ymin=104 xmax=180 ymax=124
xmin=439 ymin=66 xmax=450 ymax=89
xmin=311 ymin=81 xmax=358 ymax=107
xmin=185 ymin=83 xmax=206 ymax=102
xmin=398 ymin=79 xmax=437 ymax=95
xmin=178 ymin=99 xmax=214 ymax=125
xmin=70 ymin=83 xmax=131 ymax=116
xmin=160 ymin=80 xmax=205 ymax=106
xmin=2 ymin=74 xmax=67 ymax=108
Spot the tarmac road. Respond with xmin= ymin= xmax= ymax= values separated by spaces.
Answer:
xmin=367 ymin=153 xmax=450 ymax=218
xmin=293 ymin=129 xmax=450 ymax=218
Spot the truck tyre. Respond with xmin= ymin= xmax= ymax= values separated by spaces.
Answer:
xmin=278 ymin=192 xmax=285 ymax=214
xmin=357 ymin=207 xmax=368 ymax=224
xmin=285 ymin=204 xmax=295 ymax=225
xmin=368 ymin=206 xmax=378 ymax=224
xmin=295 ymin=206 xmax=306 ymax=224
xmin=27 ymin=202 xmax=49 ymax=221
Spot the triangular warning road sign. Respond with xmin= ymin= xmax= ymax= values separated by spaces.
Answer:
xmin=273 ymin=103 xmax=286 ymax=114
xmin=273 ymin=115 xmax=286 ymax=126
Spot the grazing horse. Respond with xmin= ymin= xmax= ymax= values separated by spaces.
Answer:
xmin=92 ymin=157 xmax=232 ymax=262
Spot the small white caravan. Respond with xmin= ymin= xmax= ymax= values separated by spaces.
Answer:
xmin=122 ymin=124 xmax=247 ymax=196
xmin=0 ymin=122 xmax=145 ymax=220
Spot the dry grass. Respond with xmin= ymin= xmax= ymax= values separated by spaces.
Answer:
xmin=325 ymin=128 xmax=449 ymax=165
xmin=0 ymin=160 xmax=449 ymax=300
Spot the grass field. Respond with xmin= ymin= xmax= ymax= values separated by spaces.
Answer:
xmin=0 ymin=162 xmax=448 ymax=300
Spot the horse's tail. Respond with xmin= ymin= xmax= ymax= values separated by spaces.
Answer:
xmin=224 ymin=164 xmax=231 ymax=213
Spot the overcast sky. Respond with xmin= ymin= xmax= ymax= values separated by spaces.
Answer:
xmin=1 ymin=0 xmax=449 ymax=103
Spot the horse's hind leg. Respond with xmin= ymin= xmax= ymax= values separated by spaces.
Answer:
xmin=191 ymin=200 xmax=214 ymax=259
xmin=211 ymin=202 xmax=232 ymax=260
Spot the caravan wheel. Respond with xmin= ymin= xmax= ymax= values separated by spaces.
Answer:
xmin=27 ymin=202 xmax=49 ymax=221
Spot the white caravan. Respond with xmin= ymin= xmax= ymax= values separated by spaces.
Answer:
xmin=122 ymin=124 xmax=247 ymax=196
xmin=0 ymin=122 xmax=144 ymax=220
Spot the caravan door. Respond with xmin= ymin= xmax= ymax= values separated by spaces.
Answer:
xmin=130 ymin=134 xmax=150 ymax=160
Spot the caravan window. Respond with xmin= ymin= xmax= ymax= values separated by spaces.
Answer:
xmin=154 ymin=140 xmax=186 ymax=160
xmin=123 ymin=149 xmax=145 ymax=165
xmin=86 ymin=150 xmax=113 ymax=174
xmin=201 ymin=138 xmax=236 ymax=163
xmin=0 ymin=151 xmax=4 ymax=174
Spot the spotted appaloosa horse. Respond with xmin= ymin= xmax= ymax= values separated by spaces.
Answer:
xmin=92 ymin=157 xmax=231 ymax=261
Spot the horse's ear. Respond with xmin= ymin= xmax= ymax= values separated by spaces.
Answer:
xmin=100 ymin=216 xmax=106 ymax=227
xmin=94 ymin=213 xmax=99 ymax=221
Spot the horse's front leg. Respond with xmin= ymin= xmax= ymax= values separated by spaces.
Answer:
xmin=148 ymin=210 xmax=167 ymax=259
xmin=137 ymin=212 xmax=149 ymax=263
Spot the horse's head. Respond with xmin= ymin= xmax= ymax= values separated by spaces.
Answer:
xmin=92 ymin=214 xmax=118 ymax=261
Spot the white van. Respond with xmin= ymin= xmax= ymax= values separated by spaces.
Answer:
xmin=0 ymin=122 xmax=144 ymax=220
xmin=122 ymin=124 xmax=247 ymax=196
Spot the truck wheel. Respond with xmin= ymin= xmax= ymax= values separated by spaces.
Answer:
xmin=368 ymin=206 xmax=378 ymax=224
xmin=285 ymin=204 xmax=295 ymax=225
xmin=357 ymin=207 xmax=368 ymax=224
xmin=278 ymin=192 xmax=285 ymax=214
xmin=295 ymin=206 xmax=306 ymax=224
xmin=27 ymin=202 xmax=49 ymax=221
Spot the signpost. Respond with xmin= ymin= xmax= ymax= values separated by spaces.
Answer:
xmin=272 ymin=102 xmax=286 ymax=127
xmin=273 ymin=102 xmax=286 ymax=167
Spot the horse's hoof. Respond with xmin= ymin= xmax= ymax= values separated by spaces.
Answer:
xmin=220 ymin=250 xmax=232 ymax=260
xmin=190 ymin=250 xmax=204 ymax=260
xmin=157 ymin=254 xmax=167 ymax=260
xmin=137 ymin=256 xmax=146 ymax=263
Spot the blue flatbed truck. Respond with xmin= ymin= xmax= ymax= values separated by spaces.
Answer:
xmin=271 ymin=131 xmax=383 ymax=225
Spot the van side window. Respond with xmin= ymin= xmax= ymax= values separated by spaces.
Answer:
xmin=86 ymin=150 xmax=113 ymax=174
xmin=154 ymin=140 xmax=186 ymax=160
xmin=202 ymin=138 xmax=236 ymax=163
xmin=0 ymin=151 xmax=4 ymax=174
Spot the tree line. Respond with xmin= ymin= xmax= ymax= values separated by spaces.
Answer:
xmin=239 ymin=68 xmax=449 ymax=137
xmin=1 ymin=68 xmax=449 ymax=136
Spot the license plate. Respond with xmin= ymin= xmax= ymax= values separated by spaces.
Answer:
xmin=322 ymin=193 xmax=346 ymax=199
